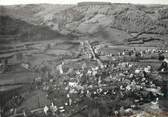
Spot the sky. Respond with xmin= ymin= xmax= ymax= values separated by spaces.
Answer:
xmin=0 ymin=0 xmax=168 ymax=5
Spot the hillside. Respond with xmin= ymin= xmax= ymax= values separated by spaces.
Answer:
xmin=1 ymin=3 xmax=168 ymax=45
xmin=0 ymin=16 xmax=70 ymax=44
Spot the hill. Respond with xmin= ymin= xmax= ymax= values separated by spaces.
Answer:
xmin=1 ymin=3 xmax=168 ymax=45
xmin=0 ymin=16 xmax=70 ymax=44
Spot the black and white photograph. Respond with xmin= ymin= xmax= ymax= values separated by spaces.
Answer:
xmin=0 ymin=0 xmax=168 ymax=116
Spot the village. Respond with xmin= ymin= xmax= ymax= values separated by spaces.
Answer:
xmin=1 ymin=1 xmax=168 ymax=117
xmin=0 ymin=40 xmax=168 ymax=117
